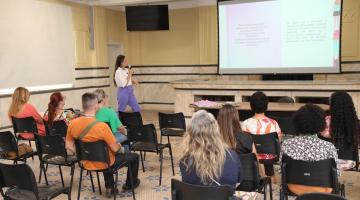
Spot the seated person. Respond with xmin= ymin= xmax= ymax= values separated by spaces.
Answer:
xmin=320 ymin=92 xmax=359 ymax=170
xmin=217 ymin=105 xmax=257 ymax=155
xmin=180 ymin=110 xmax=242 ymax=192
xmin=93 ymin=89 xmax=127 ymax=143
xmin=281 ymin=104 xmax=339 ymax=195
xmin=8 ymin=87 xmax=45 ymax=139
xmin=242 ymin=91 xmax=281 ymax=181
xmin=43 ymin=92 xmax=72 ymax=125
xmin=65 ymin=93 xmax=140 ymax=197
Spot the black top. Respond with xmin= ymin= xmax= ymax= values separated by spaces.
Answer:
xmin=235 ymin=132 xmax=254 ymax=154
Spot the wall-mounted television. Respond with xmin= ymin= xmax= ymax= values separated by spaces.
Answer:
xmin=125 ymin=5 xmax=169 ymax=31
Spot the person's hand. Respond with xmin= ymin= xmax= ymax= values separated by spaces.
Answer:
xmin=132 ymin=79 xmax=139 ymax=85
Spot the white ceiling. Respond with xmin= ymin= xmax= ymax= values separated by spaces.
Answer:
xmin=65 ymin=0 xmax=216 ymax=8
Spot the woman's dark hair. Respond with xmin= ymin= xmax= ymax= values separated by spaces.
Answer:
xmin=113 ymin=55 xmax=125 ymax=85
xmin=329 ymin=91 xmax=359 ymax=147
xmin=293 ymin=104 xmax=326 ymax=135
xmin=48 ymin=92 xmax=64 ymax=125
xmin=217 ymin=105 xmax=242 ymax=149
xmin=250 ymin=91 xmax=268 ymax=114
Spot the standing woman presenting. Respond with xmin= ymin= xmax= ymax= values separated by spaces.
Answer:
xmin=114 ymin=55 xmax=141 ymax=112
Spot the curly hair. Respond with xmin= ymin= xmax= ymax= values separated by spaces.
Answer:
xmin=329 ymin=92 xmax=359 ymax=148
xmin=293 ymin=104 xmax=326 ymax=135
xmin=250 ymin=91 xmax=268 ymax=114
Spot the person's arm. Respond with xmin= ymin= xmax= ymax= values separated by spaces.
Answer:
xmin=103 ymin=124 xmax=122 ymax=153
xmin=27 ymin=104 xmax=45 ymax=125
xmin=118 ymin=125 xmax=126 ymax=134
xmin=65 ymin=124 xmax=75 ymax=155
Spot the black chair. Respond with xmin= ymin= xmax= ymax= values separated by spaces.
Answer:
xmin=250 ymin=132 xmax=280 ymax=163
xmin=118 ymin=112 xmax=143 ymax=127
xmin=236 ymin=153 xmax=273 ymax=200
xmin=75 ymin=140 xmax=135 ymax=200
xmin=128 ymin=124 xmax=175 ymax=185
xmin=295 ymin=192 xmax=347 ymax=200
xmin=171 ymin=179 xmax=236 ymax=200
xmin=36 ymin=135 xmax=76 ymax=190
xmin=280 ymin=155 xmax=345 ymax=200
xmin=12 ymin=116 xmax=39 ymax=147
xmin=158 ymin=112 xmax=186 ymax=144
xmin=45 ymin=120 xmax=68 ymax=137
xmin=0 ymin=163 xmax=70 ymax=200
xmin=0 ymin=131 xmax=36 ymax=164
xmin=268 ymin=115 xmax=297 ymax=136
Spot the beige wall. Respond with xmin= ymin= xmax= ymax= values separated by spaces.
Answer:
xmin=106 ymin=1 xmax=360 ymax=65
xmin=70 ymin=3 xmax=108 ymax=67
xmin=102 ymin=1 xmax=360 ymax=110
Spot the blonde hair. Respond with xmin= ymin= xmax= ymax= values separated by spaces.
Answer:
xmin=181 ymin=110 xmax=228 ymax=185
xmin=8 ymin=87 xmax=30 ymax=117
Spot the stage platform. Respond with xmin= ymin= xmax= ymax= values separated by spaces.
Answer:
xmin=171 ymin=80 xmax=360 ymax=118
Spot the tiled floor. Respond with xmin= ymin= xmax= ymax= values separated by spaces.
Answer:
xmin=2 ymin=111 xmax=360 ymax=199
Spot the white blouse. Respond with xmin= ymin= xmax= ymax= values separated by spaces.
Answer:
xmin=115 ymin=68 xmax=132 ymax=88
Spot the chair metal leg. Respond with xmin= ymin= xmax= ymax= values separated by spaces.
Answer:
xmin=69 ymin=165 xmax=75 ymax=198
xmin=42 ymin=162 xmax=49 ymax=185
xmin=46 ymin=163 xmax=49 ymax=172
xmin=139 ymin=151 xmax=145 ymax=172
xmin=114 ymin=171 xmax=119 ymax=200
xmin=96 ymin=172 xmax=102 ymax=195
xmin=89 ymin=171 xmax=95 ymax=193
xmin=264 ymin=180 xmax=267 ymax=200
xmin=269 ymin=179 xmax=273 ymax=200
xmin=128 ymin=162 xmax=136 ymax=200
xmin=59 ymin=166 xmax=65 ymax=187
xmin=77 ymin=168 xmax=83 ymax=200
xmin=159 ymin=150 xmax=163 ymax=186
xmin=143 ymin=152 xmax=146 ymax=161
xmin=169 ymin=145 xmax=175 ymax=176
xmin=38 ymin=163 xmax=43 ymax=183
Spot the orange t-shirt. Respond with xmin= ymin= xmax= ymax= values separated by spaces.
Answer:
xmin=66 ymin=116 xmax=116 ymax=170
xmin=13 ymin=103 xmax=46 ymax=139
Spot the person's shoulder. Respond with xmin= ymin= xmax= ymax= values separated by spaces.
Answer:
xmin=227 ymin=149 xmax=240 ymax=162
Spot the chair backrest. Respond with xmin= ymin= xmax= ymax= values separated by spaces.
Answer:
xmin=0 ymin=131 xmax=18 ymax=154
xmin=236 ymin=153 xmax=261 ymax=191
xmin=128 ymin=124 xmax=158 ymax=145
xmin=75 ymin=140 xmax=110 ymax=169
xmin=36 ymin=135 xmax=67 ymax=159
xmin=250 ymin=132 xmax=280 ymax=157
xmin=295 ymin=192 xmax=347 ymax=200
xmin=118 ymin=112 xmax=143 ymax=127
xmin=0 ymin=163 xmax=39 ymax=199
xmin=158 ymin=112 xmax=186 ymax=130
xmin=12 ymin=117 xmax=38 ymax=134
xmin=171 ymin=179 xmax=234 ymax=200
xmin=281 ymin=155 xmax=338 ymax=192
xmin=268 ymin=115 xmax=297 ymax=135
xmin=45 ymin=120 xmax=67 ymax=137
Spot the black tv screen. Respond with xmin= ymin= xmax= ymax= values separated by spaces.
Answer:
xmin=125 ymin=5 xmax=169 ymax=31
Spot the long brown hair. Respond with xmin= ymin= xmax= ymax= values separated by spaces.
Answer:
xmin=8 ymin=87 xmax=30 ymax=117
xmin=47 ymin=92 xmax=64 ymax=125
xmin=113 ymin=55 xmax=125 ymax=85
xmin=217 ymin=105 xmax=242 ymax=149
